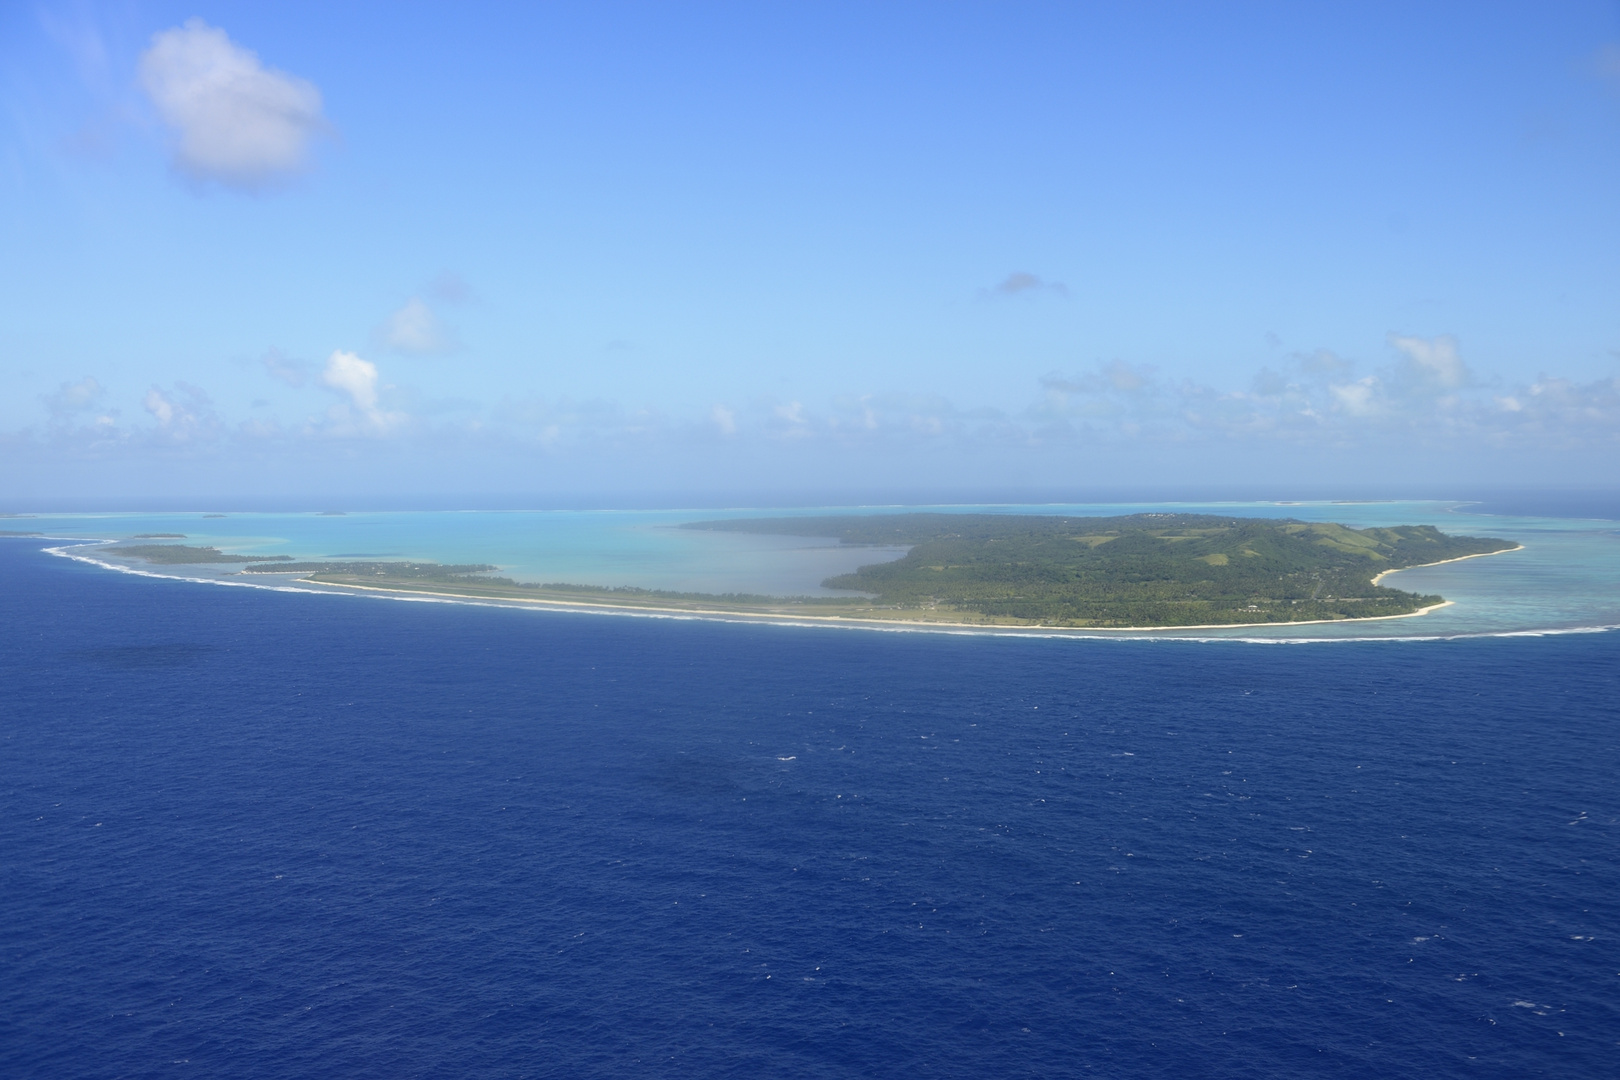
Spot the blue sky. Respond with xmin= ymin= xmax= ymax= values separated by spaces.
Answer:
xmin=3 ymin=1 xmax=1618 ymax=504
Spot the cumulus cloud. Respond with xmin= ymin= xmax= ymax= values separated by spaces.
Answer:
xmin=138 ymin=19 xmax=325 ymax=190
xmin=143 ymin=388 xmax=176 ymax=425
xmin=818 ymin=393 xmax=1012 ymax=444
xmin=1329 ymin=377 xmax=1380 ymax=417
xmin=1298 ymin=348 xmax=1354 ymax=375
xmin=1388 ymin=333 xmax=1470 ymax=389
xmin=380 ymin=298 xmax=456 ymax=354
xmin=1491 ymin=374 xmax=1620 ymax=443
xmin=1042 ymin=360 xmax=1155 ymax=397
xmin=38 ymin=376 xmax=120 ymax=437
xmin=772 ymin=402 xmax=810 ymax=436
xmin=321 ymin=350 xmax=379 ymax=410
xmin=319 ymin=350 xmax=405 ymax=433
xmin=1262 ymin=334 xmax=1475 ymax=429
xmin=1026 ymin=332 xmax=1620 ymax=452
xmin=44 ymin=376 xmax=105 ymax=414
xmin=989 ymin=271 xmax=1068 ymax=299
xmin=11 ymin=329 xmax=1616 ymax=470
xmin=1250 ymin=368 xmax=1290 ymax=397
xmin=140 ymin=382 xmax=218 ymax=440
xmin=488 ymin=396 xmax=652 ymax=447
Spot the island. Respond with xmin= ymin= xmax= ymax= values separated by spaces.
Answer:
xmin=677 ymin=514 xmax=1519 ymax=626
xmin=127 ymin=512 xmax=1527 ymax=630
xmin=107 ymin=544 xmax=294 ymax=564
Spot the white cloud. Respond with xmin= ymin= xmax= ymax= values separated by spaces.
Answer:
xmin=1041 ymin=361 xmax=1156 ymax=400
xmin=143 ymin=388 xmax=176 ymax=425
xmin=1388 ymin=333 xmax=1469 ymax=388
xmin=1250 ymin=368 xmax=1290 ymax=397
xmin=140 ymin=383 xmax=217 ymax=440
xmin=138 ymin=19 xmax=325 ymax=190
xmin=711 ymin=404 xmax=737 ymax=435
xmin=1297 ymin=348 xmax=1354 ymax=375
xmin=321 ymin=350 xmax=379 ymax=411
xmin=380 ymin=297 xmax=455 ymax=354
xmin=44 ymin=376 xmax=104 ymax=414
xmin=319 ymin=350 xmax=406 ymax=433
xmin=1329 ymin=377 xmax=1380 ymax=416
xmin=829 ymin=395 xmax=880 ymax=430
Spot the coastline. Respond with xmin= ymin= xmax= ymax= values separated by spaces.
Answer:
xmin=307 ymin=576 xmax=1459 ymax=634
xmin=1369 ymin=544 xmax=1525 ymax=587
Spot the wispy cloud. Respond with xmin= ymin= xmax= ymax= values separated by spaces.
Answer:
xmin=261 ymin=348 xmax=308 ymax=387
xmin=142 ymin=388 xmax=175 ymax=424
xmin=141 ymin=382 xmax=219 ymax=440
xmin=380 ymin=297 xmax=457 ymax=354
xmin=138 ymin=19 xmax=326 ymax=190
xmin=426 ymin=271 xmax=472 ymax=304
xmin=43 ymin=376 xmax=105 ymax=416
xmin=986 ymin=271 xmax=1068 ymax=299
xmin=1388 ymin=332 xmax=1469 ymax=389
xmin=1042 ymin=360 xmax=1154 ymax=397
xmin=38 ymin=5 xmax=112 ymax=87
xmin=1596 ymin=43 xmax=1620 ymax=86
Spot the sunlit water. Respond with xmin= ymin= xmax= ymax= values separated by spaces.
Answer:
xmin=8 ymin=500 xmax=1619 ymax=638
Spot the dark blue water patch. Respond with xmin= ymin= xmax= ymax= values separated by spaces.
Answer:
xmin=1458 ymin=490 xmax=1620 ymax=522
xmin=0 ymin=538 xmax=1616 ymax=1079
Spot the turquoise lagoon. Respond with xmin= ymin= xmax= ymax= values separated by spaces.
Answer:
xmin=14 ymin=501 xmax=1620 ymax=640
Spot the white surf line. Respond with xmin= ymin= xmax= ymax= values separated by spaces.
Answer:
xmin=45 ymin=542 xmax=340 ymax=596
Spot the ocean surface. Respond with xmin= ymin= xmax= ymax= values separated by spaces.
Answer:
xmin=2 ymin=523 xmax=1618 ymax=1078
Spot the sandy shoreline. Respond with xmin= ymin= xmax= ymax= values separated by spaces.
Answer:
xmin=308 ymin=578 xmax=1458 ymax=635
xmin=1370 ymin=544 xmax=1524 ymax=587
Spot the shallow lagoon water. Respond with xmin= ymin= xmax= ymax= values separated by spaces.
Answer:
xmin=14 ymin=501 xmax=1620 ymax=638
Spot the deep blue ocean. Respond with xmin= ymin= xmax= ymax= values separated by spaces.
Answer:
xmin=2 ymin=537 xmax=1616 ymax=1078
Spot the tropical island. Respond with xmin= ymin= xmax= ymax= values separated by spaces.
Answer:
xmin=99 ymin=512 xmax=1526 ymax=630
xmin=106 ymin=544 xmax=294 ymax=564
xmin=677 ymin=514 xmax=1519 ymax=626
